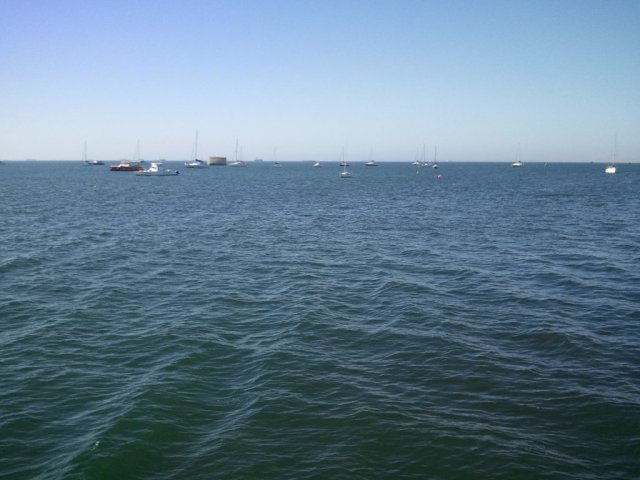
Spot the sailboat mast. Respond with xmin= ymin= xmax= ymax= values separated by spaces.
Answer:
xmin=135 ymin=139 xmax=141 ymax=162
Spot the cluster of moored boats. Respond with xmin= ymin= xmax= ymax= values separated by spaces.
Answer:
xmin=81 ymin=134 xmax=620 ymax=176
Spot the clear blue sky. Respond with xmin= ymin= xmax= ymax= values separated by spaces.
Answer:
xmin=1 ymin=0 xmax=638 ymax=162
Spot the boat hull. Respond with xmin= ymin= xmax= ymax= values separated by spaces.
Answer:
xmin=110 ymin=166 xmax=143 ymax=171
xmin=136 ymin=172 xmax=179 ymax=176
xmin=110 ymin=163 xmax=143 ymax=171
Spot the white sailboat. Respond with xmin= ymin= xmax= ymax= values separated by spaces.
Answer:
xmin=365 ymin=148 xmax=377 ymax=166
xmin=339 ymin=146 xmax=349 ymax=167
xmin=228 ymin=140 xmax=247 ymax=167
xmin=83 ymin=141 xmax=104 ymax=165
xmin=431 ymin=146 xmax=439 ymax=169
xmin=339 ymin=148 xmax=352 ymax=177
xmin=512 ymin=144 xmax=523 ymax=167
xmin=605 ymin=138 xmax=617 ymax=174
xmin=185 ymin=131 xmax=206 ymax=168
xmin=412 ymin=151 xmax=421 ymax=167
xmin=272 ymin=147 xmax=281 ymax=167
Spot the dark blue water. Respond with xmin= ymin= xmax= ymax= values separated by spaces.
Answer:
xmin=1 ymin=161 xmax=639 ymax=479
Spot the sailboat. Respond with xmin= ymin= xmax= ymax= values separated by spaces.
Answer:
xmin=83 ymin=141 xmax=104 ymax=165
xmin=365 ymin=148 xmax=377 ymax=166
xmin=228 ymin=139 xmax=247 ymax=167
xmin=419 ymin=144 xmax=430 ymax=167
xmin=605 ymin=138 xmax=617 ymax=174
xmin=412 ymin=147 xmax=421 ymax=167
xmin=339 ymin=148 xmax=352 ymax=177
xmin=511 ymin=150 xmax=524 ymax=167
xmin=185 ymin=131 xmax=206 ymax=168
xmin=431 ymin=146 xmax=439 ymax=169
xmin=512 ymin=145 xmax=523 ymax=167
xmin=339 ymin=147 xmax=349 ymax=167
xmin=272 ymin=147 xmax=281 ymax=167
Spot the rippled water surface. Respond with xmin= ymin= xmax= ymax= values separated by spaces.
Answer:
xmin=1 ymin=161 xmax=639 ymax=479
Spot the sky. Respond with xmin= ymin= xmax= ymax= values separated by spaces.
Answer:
xmin=1 ymin=0 xmax=639 ymax=162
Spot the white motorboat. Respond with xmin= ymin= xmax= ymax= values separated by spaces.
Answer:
xmin=136 ymin=162 xmax=180 ymax=176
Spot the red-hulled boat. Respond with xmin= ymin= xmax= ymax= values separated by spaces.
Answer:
xmin=110 ymin=160 xmax=143 ymax=171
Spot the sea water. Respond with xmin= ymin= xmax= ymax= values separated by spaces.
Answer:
xmin=1 ymin=161 xmax=638 ymax=479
